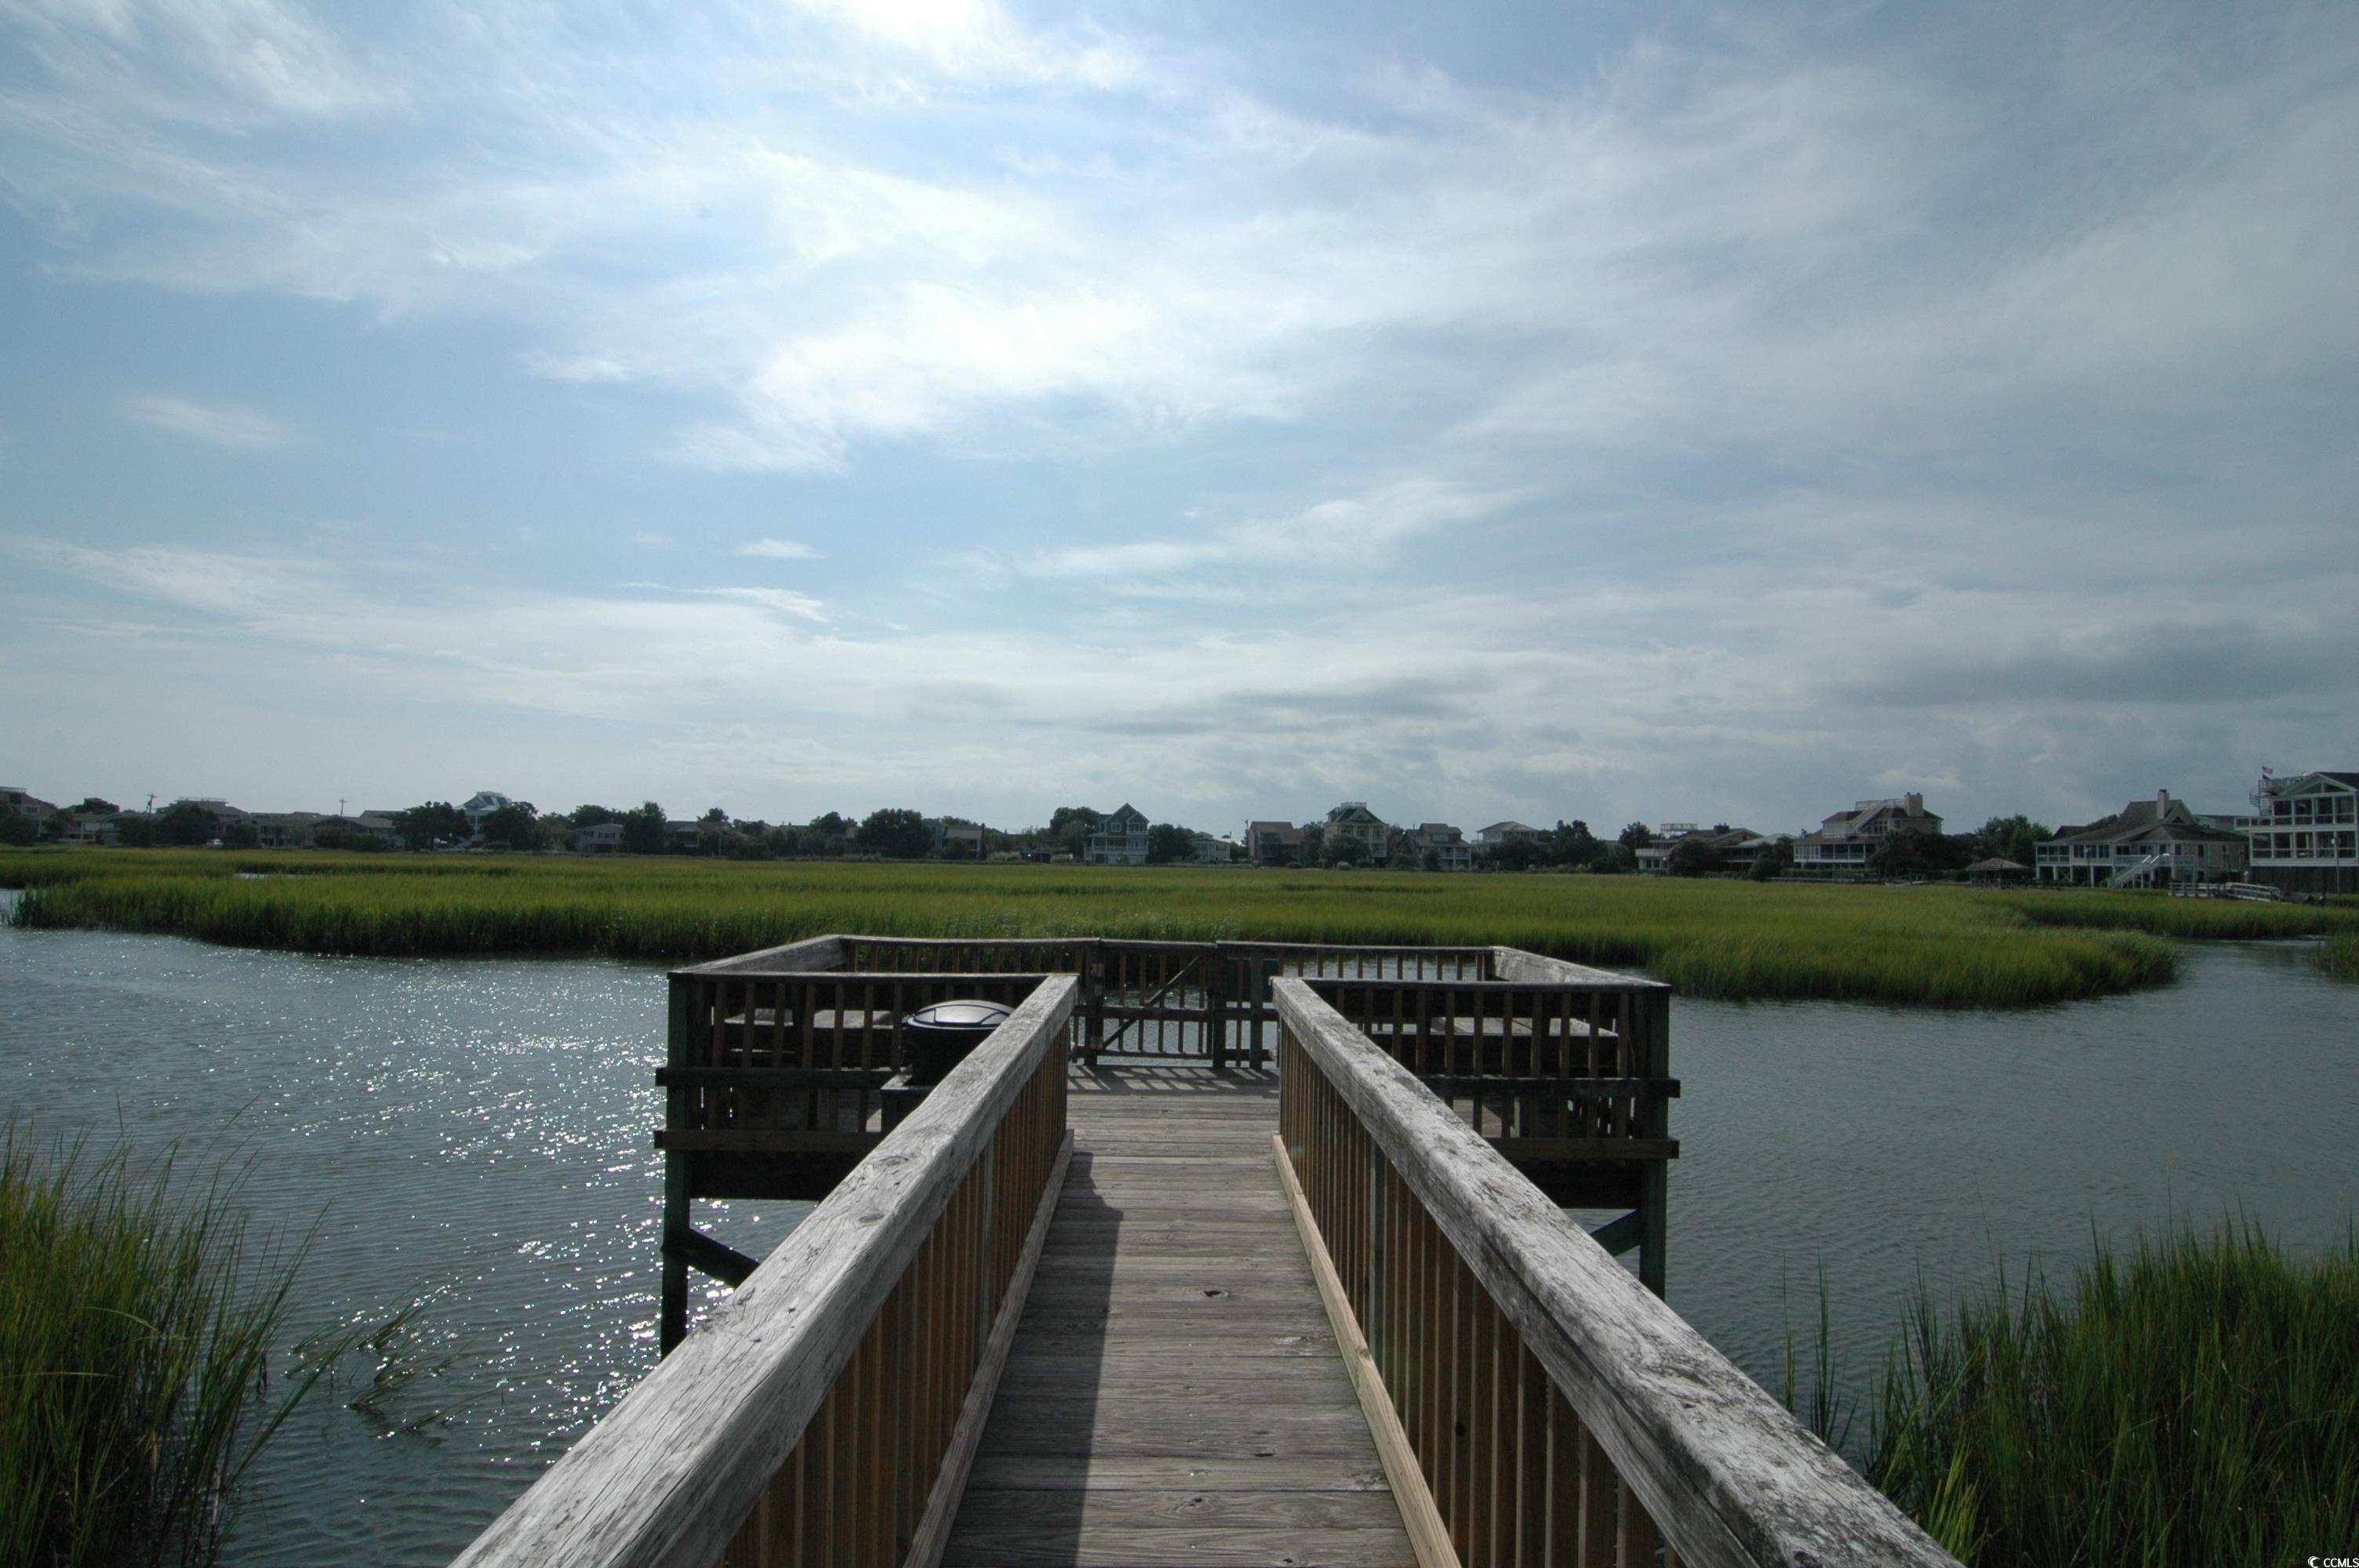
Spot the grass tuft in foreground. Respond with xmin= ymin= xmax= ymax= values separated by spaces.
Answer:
xmin=1868 ymin=1225 xmax=2359 ymax=1566
xmin=0 ymin=1127 xmax=339 ymax=1568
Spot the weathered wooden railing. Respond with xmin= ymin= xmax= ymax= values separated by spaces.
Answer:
xmin=1274 ymin=978 xmax=1956 ymax=1568
xmin=827 ymin=935 xmax=1499 ymax=1065
xmin=453 ymin=975 xmax=1077 ymax=1568
xmin=1307 ymin=963 xmax=1674 ymax=1290
xmin=659 ymin=949 xmax=1057 ymax=1341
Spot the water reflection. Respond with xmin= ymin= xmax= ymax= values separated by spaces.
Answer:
xmin=0 ymin=912 xmax=804 ymax=1566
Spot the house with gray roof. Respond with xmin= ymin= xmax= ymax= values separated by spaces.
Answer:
xmin=2034 ymin=789 xmax=2246 ymax=887
xmin=1790 ymin=793 xmax=1943 ymax=873
xmin=1085 ymin=804 xmax=1151 ymax=865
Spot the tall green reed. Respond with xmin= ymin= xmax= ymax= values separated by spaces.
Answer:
xmin=1 ymin=1127 xmax=347 ymax=1568
xmin=2322 ymin=931 xmax=2359 ymax=983
xmin=1866 ymin=1224 xmax=2359 ymax=1566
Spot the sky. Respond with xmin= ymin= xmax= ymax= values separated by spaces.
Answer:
xmin=2 ymin=0 xmax=2354 ymax=838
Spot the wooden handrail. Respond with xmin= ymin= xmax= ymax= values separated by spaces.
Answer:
xmin=1275 ymin=978 xmax=1957 ymax=1568
xmin=676 ymin=935 xmax=846 ymax=976
xmin=1488 ymin=948 xmax=1668 ymax=989
xmin=452 ymin=975 xmax=1078 ymax=1568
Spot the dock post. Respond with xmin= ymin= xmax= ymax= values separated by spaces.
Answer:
xmin=659 ymin=973 xmax=694 ymax=1351
xmin=1637 ymin=993 xmax=1671 ymax=1298
xmin=1209 ymin=953 xmax=1230 ymax=1069
xmin=1084 ymin=942 xmax=1106 ymax=1067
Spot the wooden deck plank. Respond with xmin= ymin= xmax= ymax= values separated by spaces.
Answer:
xmin=940 ymin=1065 xmax=1413 ymax=1568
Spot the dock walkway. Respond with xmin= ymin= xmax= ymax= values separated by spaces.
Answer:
xmin=943 ymin=1065 xmax=1412 ymax=1568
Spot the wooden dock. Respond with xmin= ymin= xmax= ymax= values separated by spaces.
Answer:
xmin=943 ymin=1065 xmax=1412 ymax=1568
xmin=455 ymin=938 xmax=1958 ymax=1568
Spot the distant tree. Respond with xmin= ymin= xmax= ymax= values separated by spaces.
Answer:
xmin=70 ymin=797 xmax=120 ymax=816
xmin=1664 ymin=837 xmax=1722 ymax=877
xmin=1421 ymin=848 xmax=1442 ymax=873
xmin=621 ymin=801 xmax=668 ymax=855
xmin=1590 ymin=843 xmax=1632 ymax=874
xmin=0 ymin=812 xmax=36 ymax=847
xmin=1747 ymin=840 xmax=1794 ymax=881
xmin=397 ymin=801 xmax=469 ymax=850
xmin=44 ymin=810 xmax=75 ymax=842
xmin=1144 ymin=823 xmax=1194 ymax=865
xmin=154 ymin=800 xmax=217 ymax=847
xmin=1479 ymin=838 xmax=1540 ymax=872
xmin=1870 ymin=828 xmax=1971 ymax=877
xmin=571 ymin=804 xmax=623 ymax=828
xmin=1618 ymin=822 xmax=1654 ymax=851
xmin=1974 ymin=815 xmax=2051 ymax=867
xmin=1545 ymin=820 xmax=1598 ymax=868
xmin=1325 ymin=834 xmax=1362 ymax=868
xmin=1049 ymin=806 xmax=1102 ymax=862
xmin=857 ymin=808 xmax=932 ymax=860
xmin=479 ymin=803 xmax=539 ymax=851
xmin=115 ymin=815 xmax=157 ymax=848
xmin=220 ymin=820 xmax=260 ymax=850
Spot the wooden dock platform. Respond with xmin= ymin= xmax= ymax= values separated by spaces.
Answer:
xmin=456 ymin=941 xmax=1957 ymax=1568
xmin=943 ymin=1065 xmax=1412 ymax=1568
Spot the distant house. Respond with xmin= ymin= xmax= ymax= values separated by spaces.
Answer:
xmin=1790 ymin=794 xmax=1943 ymax=873
xmin=2 ymin=787 xmax=57 ymax=830
xmin=1246 ymin=820 xmax=1306 ymax=866
xmin=460 ymin=792 xmax=518 ymax=838
xmin=930 ymin=821 xmax=986 ymax=858
xmin=576 ymin=822 xmax=624 ymax=855
xmin=2245 ymin=770 xmax=2358 ymax=895
xmin=1323 ymin=803 xmax=1392 ymax=864
xmin=666 ymin=819 xmax=705 ymax=853
xmin=1407 ymin=822 xmax=1472 ymax=871
xmin=332 ymin=814 xmax=402 ymax=848
xmin=251 ymin=811 xmax=327 ymax=849
xmin=60 ymin=811 xmax=122 ymax=846
xmin=1189 ymin=832 xmax=1241 ymax=865
xmin=1474 ymin=821 xmax=1538 ymax=848
xmin=1085 ymin=804 xmax=1151 ymax=866
xmin=1634 ymin=826 xmax=1770 ymax=873
xmin=2034 ymin=790 xmax=2246 ymax=887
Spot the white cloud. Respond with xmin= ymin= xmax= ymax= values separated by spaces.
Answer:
xmin=1023 ymin=477 xmax=1522 ymax=585
xmin=702 ymin=586 xmax=830 ymax=623
xmin=122 ymin=394 xmax=284 ymax=448
xmin=0 ymin=0 xmax=399 ymax=128
xmin=787 ymin=0 xmax=1141 ymax=89
xmin=732 ymin=538 xmax=820 ymax=561
xmin=16 ymin=528 xmax=2350 ymax=832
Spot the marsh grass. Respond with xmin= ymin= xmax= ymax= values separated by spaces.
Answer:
xmin=1867 ymin=1225 xmax=2359 ymax=1566
xmin=0 ymin=847 xmax=2235 ymax=1005
xmin=0 ymin=1126 xmax=365 ymax=1568
xmin=2322 ymin=931 xmax=2359 ymax=983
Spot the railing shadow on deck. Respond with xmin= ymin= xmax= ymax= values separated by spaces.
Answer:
xmin=449 ymin=975 xmax=1078 ymax=1568
xmin=1274 ymin=978 xmax=1960 ymax=1568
